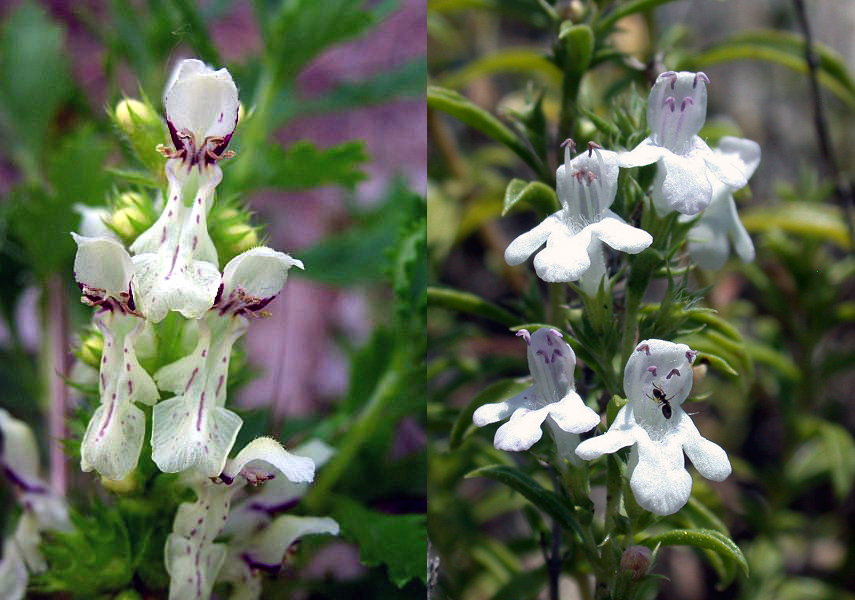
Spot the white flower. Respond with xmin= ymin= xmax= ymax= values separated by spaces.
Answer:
xmin=473 ymin=328 xmax=600 ymax=454
xmin=72 ymin=233 xmax=138 ymax=314
xmin=575 ymin=340 xmax=731 ymax=516
xmin=217 ymin=440 xmax=339 ymax=600
xmin=163 ymin=59 xmax=239 ymax=168
xmin=505 ymin=144 xmax=652 ymax=294
xmin=164 ymin=437 xmax=315 ymax=600
xmin=620 ymin=71 xmax=749 ymax=216
xmin=80 ymin=312 xmax=159 ymax=480
xmin=150 ymin=247 xmax=303 ymax=476
xmin=0 ymin=410 xmax=71 ymax=599
xmin=129 ymin=160 xmax=222 ymax=322
xmin=682 ymin=136 xmax=760 ymax=269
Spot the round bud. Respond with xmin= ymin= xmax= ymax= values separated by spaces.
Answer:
xmin=225 ymin=223 xmax=258 ymax=254
xmin=114 ymin=98 xmax=158 ymax=133
xmin=111 ymin=192 xmax=153 ymax=242
xmin=620 ymin=545 xmax=652 ymax=580
xmin=80 ymin=332 xmax=104 ymax=369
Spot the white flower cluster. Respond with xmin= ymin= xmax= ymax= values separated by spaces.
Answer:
xmin=68 ymin=59 xmax=337 ymax=599
xmin=507 ymin=71 xmax=760 ymax=289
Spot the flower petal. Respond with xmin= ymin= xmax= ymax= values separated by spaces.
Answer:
xmin=677 ymin=414 xmax=732 ymax=482
xmin=505 ymin=214 xmax=562 ymax=266
xmin=221 ymin=437 xmax=315 ymax=485
xmin=151 ymin=397 xmax=243 ymax=476
xmin=218 ymin=247 xmax=303 ymax=316
xmin=624 ymin=339 xmax=695 ymax=408
xmin=545 ymin=418 xmax=583 ymax=466
xmin=472 ymin=386 xmax=537 ymax=426
xmin=687 ymin=220 xmax=730 ymax=270
xmin=547 ymin=390 xmax=600 ymax=434
xmin=242 ymin=515 xmax=339 ymax=572
xmin=0 ymin=538 xmax=27 ymax=600
xmin=0 ymin=409 xmax=42 ymax=486
xmin=72 ymin=234 xmax=134 ymax=301
xmin=628 ymin=434 xmax=693 ymax=515
xmin=132 ymin=253 xmax=221 ymax=322
xmin=165 ymin=533 xmax=227 ymax=600
xmin=80 ymin=402 xmax=146 ymax=481
xmin=704 ymin=138 xmax=748 ymax=190
xmin=164 ymin=59 xmax=239 ymax=142
xmin=726 ymin=196 xmax=756 ymax=263
xmin=716 ymin=136 xmax=761 ymax=180
xmin=532 ymin=226 xmax=593 ymax=282
xmin=618 ymin=138 xmax=666 ymax=168
xmin=575 ymin=406 xmax=638 ymax=460
xmin=493 ymin=406 xmax=551 ymax=451
xmin=587 ymin=212 xmax=653 ymax=254
xmin=657 ymin=152 xmax=712 ymax=215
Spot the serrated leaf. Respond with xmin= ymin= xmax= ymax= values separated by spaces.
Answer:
xmin=428 ymin=286 xmax=519 ymax=327
xmin=641 ymin=528 xmax=749 ymax=580
xmin=682 ymin=30 xmax=855 ymax=107
xmin=466 ymin=465 xmax=583 ymax=540
xmin=333 ymin=498 xmax=427 ymax=587
xmin=502 ymin=179 xmax=559 ymax=216
xmin=450 ymin=379 xmax=530 ymax=449
xmin=246 ymin=140 xmax=370 ymax=192
xmin=428 ymin=86 xmax=550 ymax=181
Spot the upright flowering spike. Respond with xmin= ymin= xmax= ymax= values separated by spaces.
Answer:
xmin=505 ymin=144 xmax=652 ymax=294
xmin=0 ymin=410 xmax=71 ymax=599
xmin=81 ymin=313 xmax=159 ymax=480
xmin=575 ymin=340 xmax=731 ymax=515
xmin=162 ymin=59 xmax=239 ymax=168
xmin=682 ymin=136 xmax=761 ymax=269
xmin=130 ymin=160 xmax=222 ymax=322
xmin=620 ymin=72 xmax=749 ymax=215
xmin=473 ymin=328 xmax=600 ymax=454
xmin=164 ymin=438 xmax=316 ymax=600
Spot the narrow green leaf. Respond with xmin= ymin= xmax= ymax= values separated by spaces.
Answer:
xmin=428 ymin=286 xmax=519 ymax=327
xmin=740 ymin=202 xmax=850 ymax=249
xmin=450 ymin=379 xmax=530 ymax=449
xmin=428 ymin=86 xmax=549 ymax=180
xmin=558 ymin=23 xmax=594 ymax=77
xmin=438 ymin=48 xmax=562 ymax=90
xmin=641 ymin=528 xmax=749 ymax=578
xmin=682 ymin=30 xmax=855 ymax=107
xmin=502 ymin=179 xmax=559 ymax=216
xmin=466 ymin=465 xmax=584 ymax=540
xmin=595 ymin=0 xmax=681 ymax=35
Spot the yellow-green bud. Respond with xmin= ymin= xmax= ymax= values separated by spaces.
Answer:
xmin=113 ymin=590 xmax=143 ymax=600
xmin=101 ymin=470 xmax=139 ymax=494
xmin=80 ymin=332 xmax=104 ymax=369
xmin=111 ymin=192 xmax=152 ymax=241
xmin=224 ymin=223 xmax=258 ymax=254
xmin=237 ymin=102 xmax=246 ymax=126
xmin=115 ymin=98 xmax=159 ymax=134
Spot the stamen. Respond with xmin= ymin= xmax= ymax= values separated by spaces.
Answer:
xmin=666 ymin=368 xmax=681 ymax=379
xmin=647 ymin=366 xmax=657 ymax=375
xmin=664 ymin=96 xmax=676 ymax=112
xmin=686 ymin=350 xmax=698 ymax=363
xmin=637 ymin=343 xmax=651 ymax=355
xmin=536 ymin=349 xmax=550 ymax=363
xmin=694 ymin=72 xmax=710 ymax=88
xmin=587 ymin=141 xmax=602 ymax=157
xmin=680 ymin=97 xmax=694 ymax=112
xmin=515 ymin=329 xmax=531 ymax=345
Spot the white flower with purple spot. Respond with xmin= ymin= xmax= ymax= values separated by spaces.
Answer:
xmin=164 ymin=437 xmax=315 ymax=600
xmin=575 ymin=339 xmax=732 ymax=516
xmin=473 ymin=328 xmax=600 ymax=458
xmin=150 ymin=247 xmax=302 ymax=476
xmin=620 ymin=72 xmax=750 ymax=216
xmin=682 ymin=136 xmax=761 ymax=270
xmin=505 ymin=143 xmax=652 ymax=295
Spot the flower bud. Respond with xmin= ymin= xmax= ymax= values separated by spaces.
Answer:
xmin=110 ymin=192 xmax=154 ymax=242
xmin=114 ymin=98 xmax=159 ymax=134
xmin=620 ymin=545 xmax=652 ymax=580
xmin=100 ymin=469 xmax=139 ymax=494
xmin=238 ymin=101 xmax=246 ymax=126
xmin=79 ymin=331 xmax=104 ymax=369
xmin=224 ymin=222 xmax=258 ymax=254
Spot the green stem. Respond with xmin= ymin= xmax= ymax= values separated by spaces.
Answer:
xmin=304 ymin=360 xmax=402 ymax=512
xmin=549 ymin=283 xmax=566 ymax=326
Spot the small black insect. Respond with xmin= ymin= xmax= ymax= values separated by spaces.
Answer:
xmin=648 ymin=383 xmax=673 ymax=419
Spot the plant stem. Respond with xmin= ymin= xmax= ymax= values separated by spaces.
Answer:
xmin=45 ymin=275 xmax=70 ymax=495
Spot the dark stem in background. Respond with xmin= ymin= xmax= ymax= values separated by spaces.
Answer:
xmin=47 ymin=275 xmax=70 ymax=495
xmin=792 ymin=0 xmax=855 ymax=246
xmin=545 ymin=466 xmax=563 ymax=600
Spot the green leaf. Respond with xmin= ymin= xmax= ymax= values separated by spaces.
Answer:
xmin=641 ymin=528 xmax=749 ymax=579
xmin=595 ymin=0 xmax=681 ymax=35
xmin=244 ymin=140 xmax=370 ymax=192
xmin=428 ymin=286 xmax=519 ymax=327
xmin=450 ymin=379 xmax=530 ymax=449
xmin=297 ymin=183 xmax=419 ymax=286
xmin=466 ymin=465 xmax=584 ymax=540
xmin=681 ymin=30 xmax=855 ymax=107
xmin=502 ymin=179 xmax=559 ymax=216
xmin=558 ymin=23 xmax=594 ymax=78
xmin=492 ymin=566 xmax=549 ymax=600
xmin=264 ymin=0 xmax=377 ymax=83
xmin=787 ymin=418 xmax=855 ymax=500
xmin=298 ymin=57 xmax=426 ymax=115
xmin=428 ymin=86 xmax=550 ymax=181
xmin=333 ymin=498 xmax=427 ymax=587
xmin=0 ymin=1 xmax=71 ymax=174
xmin=437 ymin=48 xmax=562 ymax=90
xmin=740 ymin=202 xmax=851 ymax=249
